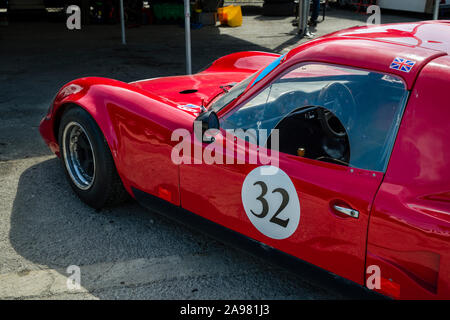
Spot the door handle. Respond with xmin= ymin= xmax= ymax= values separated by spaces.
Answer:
xmin=333 ymin=205 xmax=359 ymax=219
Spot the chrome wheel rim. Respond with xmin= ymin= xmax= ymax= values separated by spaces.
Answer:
xmin=62 ymin=121 xmax=96 ymax=190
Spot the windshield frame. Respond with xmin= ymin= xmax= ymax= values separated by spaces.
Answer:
xmin=210 ymin=54 xmax=285 ymax=114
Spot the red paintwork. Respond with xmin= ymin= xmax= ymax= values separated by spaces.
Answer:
xmin=130 ymin=52 xmax=280 ymax=108
xmin=180 ymin=135 xmax=383 ymax=285
xmin=366 ymin=55 xmax=450 ymax=299
xmin=39 ymin=22 xmax=450 ymax=299
xmin=328 ymin=21 xmax=450 ymax=53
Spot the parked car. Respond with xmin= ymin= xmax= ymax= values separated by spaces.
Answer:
xmin=39 ymin=21 xmax=450 ymax=299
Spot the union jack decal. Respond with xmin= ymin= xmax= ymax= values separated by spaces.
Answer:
xmin=390 ymin=57 xmax=416 ymax=73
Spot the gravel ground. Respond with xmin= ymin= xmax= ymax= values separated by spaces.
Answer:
xmin=0 ymin=7 xmax=423 ymax=299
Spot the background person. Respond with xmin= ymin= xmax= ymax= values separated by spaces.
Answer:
xmin=309 ymin=0 xmax=321 ymax=27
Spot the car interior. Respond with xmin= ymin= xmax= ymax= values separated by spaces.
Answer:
xmin=220 ymin=68 xmax=408 ymax=172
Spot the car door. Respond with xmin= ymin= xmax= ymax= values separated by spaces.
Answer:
xmin=179 ymin=62 xmax=409 ymax=285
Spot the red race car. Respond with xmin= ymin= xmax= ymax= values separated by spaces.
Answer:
xmin=40 ymin=21 xmax=450 ymax=299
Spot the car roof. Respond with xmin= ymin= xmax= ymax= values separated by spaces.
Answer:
xmin=329 ymin=21 xmax=450 ymax=54
xmin=284 ymin=21 xmax=450 ymax=90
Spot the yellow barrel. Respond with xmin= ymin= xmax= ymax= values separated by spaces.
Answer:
xmin=218 ymin=5 xmax=242 ymax=27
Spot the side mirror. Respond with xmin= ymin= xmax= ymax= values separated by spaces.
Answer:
xmin=194 ymin=110 xmax=220 ymax=143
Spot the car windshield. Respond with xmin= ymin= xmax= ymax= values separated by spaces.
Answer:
xmin=220 ymin=63 xmax=409 ymax=172
xmin=210 ymin=73 xmax=257 ymax=113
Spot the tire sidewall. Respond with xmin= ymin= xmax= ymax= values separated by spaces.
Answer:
xmin=58 ymin=107 xmax=115 ymax=208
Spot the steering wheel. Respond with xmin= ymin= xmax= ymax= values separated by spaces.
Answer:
xmin=317 ymin=82 xmax=357 ymax=139
xmin=264 ymin=91 xmax=305 ymax=119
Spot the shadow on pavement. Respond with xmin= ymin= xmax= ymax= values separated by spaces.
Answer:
xmin=0 ymin=21 xmax=296 ymax=162
xmin=8 ymin=157 xmax=380 ymax=299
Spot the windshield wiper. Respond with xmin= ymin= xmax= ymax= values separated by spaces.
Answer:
xmin=220 ymin=82 xmax=237 ymax=93
xmin=204 ymin=83 xmax=238 ymax=110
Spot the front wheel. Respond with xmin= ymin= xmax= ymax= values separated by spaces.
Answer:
xmin=58 ymin=106 xmax=129 ymax=209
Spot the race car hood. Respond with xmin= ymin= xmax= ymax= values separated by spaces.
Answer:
xmin=130 ymin=71 xmax=254 ymax=107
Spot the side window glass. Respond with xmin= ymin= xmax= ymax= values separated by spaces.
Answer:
xmin=221 ymin=63 xmax=409 ymax=172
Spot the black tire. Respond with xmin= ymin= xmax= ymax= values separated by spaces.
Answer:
xmin=58 ymin=106 xmax=129 ymax=209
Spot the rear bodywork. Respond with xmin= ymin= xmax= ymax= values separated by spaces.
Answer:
xmin=366 ymin=55 xmax=450 ymax=299
xmin=39 ymin=21 xmax=450 ymax=299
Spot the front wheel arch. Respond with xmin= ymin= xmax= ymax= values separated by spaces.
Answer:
xmin=53 ymin=103 xmax=78 ymax=146
xmin=57 ymin=105 xmax=129 ymax=208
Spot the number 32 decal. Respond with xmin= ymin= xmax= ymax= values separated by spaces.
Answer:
xmin=251 ymin=181 xmax=290 ymax=228
xmin=242 ymin=166 xmax=300 ymax=240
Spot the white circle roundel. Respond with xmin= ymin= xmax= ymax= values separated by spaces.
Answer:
xmin=241 ymin=166 xmax=300 ymax=240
